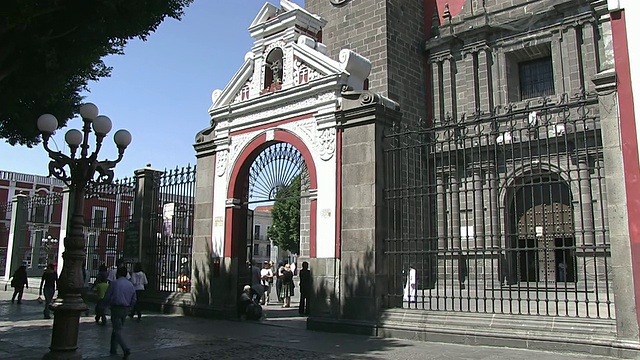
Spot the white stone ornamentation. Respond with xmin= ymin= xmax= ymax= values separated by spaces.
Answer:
xmin=231 ymin=91 xmax=335 ymax=125
xmin=317 ymin=128 xmax=336 ymax=160
xmin=293 ymin=57 xmax=320 ymax=86
xmin=279 ymin=118 xmax=336 ymax=161
xmin=216 ymin=150 xmax=228 ymax=177
xmin=227 ymin=132 xmax=259 ymax=179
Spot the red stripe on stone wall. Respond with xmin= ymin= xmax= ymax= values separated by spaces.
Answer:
xmin=611 ymin=9 xmax=640 ymax=330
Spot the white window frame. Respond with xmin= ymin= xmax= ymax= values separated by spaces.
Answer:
xmin=106 ymin=234 xmax=117 ymax=249
xmin=92 ymin=206 xmax=108 ymax=228
xmin=254 ymin=224 xmax=261 ymax=240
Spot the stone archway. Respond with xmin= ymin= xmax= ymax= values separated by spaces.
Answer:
xmin=225 ymin=129 xmax=318 ymax=291
xmin=506 ymin=174 xmax=574 ymax=285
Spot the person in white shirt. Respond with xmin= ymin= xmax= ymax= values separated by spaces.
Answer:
xmin=129 ymin=262 xmax=148 ymax=320
xmin=107 ymin=259 xmax=130 ymax=282
xmin=260 ymin=261 xmax=274 ymax=305
xmin=290 ymin=262 xmax=296 ymax=276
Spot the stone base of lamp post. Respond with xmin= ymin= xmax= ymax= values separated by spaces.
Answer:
xmin=42 ymin=294 xmax=88 ymax=360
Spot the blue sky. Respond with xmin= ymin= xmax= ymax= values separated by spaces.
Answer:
xmin=0 ymin=0 xmax=304 ymax=179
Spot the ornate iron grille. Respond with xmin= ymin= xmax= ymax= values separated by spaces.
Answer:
xmin=383 ymin=92 xmax=614 ymax=319
xmin=149 ymin=164 xmax=196 ymax=292
xmin=248 ymin=142 xmax=309 ymax=205
xmin=84 ymin=176 xmax=135 ymax=279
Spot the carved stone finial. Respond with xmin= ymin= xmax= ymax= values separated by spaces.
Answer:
xmin=443 ymin=3 xmax=451 ymax=22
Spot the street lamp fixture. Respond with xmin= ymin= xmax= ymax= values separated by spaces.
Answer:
xmin=38 ymin=103 xmax=131 ymax=360
xmin=41 ymin=235 xmax=59 ymax=267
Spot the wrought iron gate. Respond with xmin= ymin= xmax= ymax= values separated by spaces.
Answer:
xmin=383 ymin=92 xmax=614 ymax=319
xmin=149 ymin=165 xmax=196 ymax=292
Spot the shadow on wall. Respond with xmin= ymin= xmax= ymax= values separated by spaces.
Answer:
xmin=311 ymin=248 xmax=380 ymax=333
xmin=144 ymin=239 xmax=234 ymax=318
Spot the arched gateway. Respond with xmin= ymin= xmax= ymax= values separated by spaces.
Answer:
xmin=191 ymin=0 xmax=400 ymax=316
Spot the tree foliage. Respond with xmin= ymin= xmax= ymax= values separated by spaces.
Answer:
xmin=0 ymin=0 xmax=193 ymax=146
xmin=267 ymin=175 xmax=301 ymax=254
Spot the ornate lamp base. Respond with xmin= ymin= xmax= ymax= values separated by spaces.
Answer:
xmin=42 ymin=295 xmax=88 ymax=360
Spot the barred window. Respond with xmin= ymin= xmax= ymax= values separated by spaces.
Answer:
xmin=519 ymin=57 xmax=554 ymax=100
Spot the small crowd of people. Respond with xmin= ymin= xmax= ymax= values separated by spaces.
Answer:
xmin=238 ymin=260 xmax=311 ymax=320
xmin=8 ymin=259 xmax=148 ymax=359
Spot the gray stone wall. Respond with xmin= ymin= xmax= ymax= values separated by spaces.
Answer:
xmin=304 ymin=0 xmax=428 ymax=125
xmin=428 ymin=0 xmax=607 ymax=118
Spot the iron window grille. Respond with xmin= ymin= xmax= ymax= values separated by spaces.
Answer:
xmin=519 ymin=57 xmax=555 ymax=100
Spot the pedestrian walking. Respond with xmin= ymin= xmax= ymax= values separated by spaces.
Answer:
xmin=129 ymin=262 xmax=148 ymax=320
xmin=276 ymin=262 xmax=285 ymax=302
xmin=39 ymin=264 xmax=58 ymax=319
xmin=260 ymin=261 xmax=273 ymax=305
xmin=98 ymin=263 xmax=108 ymax=281
xmin=103 ymin=266 xmax=136 ymax=359
xmin=107 ymin=258 xmax=130 ymax=282
xmin=93 ymin=273 xmax=109 ymax=325
xmin=10 ymin=264 xmax=28 ymax=304
xmin=298 ymin=261 xmax=311 ymax=315
xmin=82 ymin=263 xmax=91 ymax=316
xmin=280 ymin=263 xmax=294 ymax=308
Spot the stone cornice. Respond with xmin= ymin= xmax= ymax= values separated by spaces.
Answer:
xmin=336 ymin=91 xmax=400 ymax=129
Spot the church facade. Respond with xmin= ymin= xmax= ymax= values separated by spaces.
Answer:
xmin=190 ymin=0 xmax=640 ymax=356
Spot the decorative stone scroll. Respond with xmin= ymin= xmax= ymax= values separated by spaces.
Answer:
xmin=215 ymin=150 xmax=228 ymax=177
xmin=317 ymin=128 xmax=336 ymax=160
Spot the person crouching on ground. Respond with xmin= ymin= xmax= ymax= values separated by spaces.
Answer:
xmin=103 ymin=266 xmax=136 ymax=359
xmin=93 ymin=273 xmax=109 ymax=325
xmin=238 ymin=285 xmax=253 ymax=319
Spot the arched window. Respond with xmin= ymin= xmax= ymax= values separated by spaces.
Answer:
xmin=264 ymin=48 xmax=284 ymax=93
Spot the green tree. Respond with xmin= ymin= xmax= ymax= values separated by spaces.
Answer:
xmin=0 ymin=0 xmax=193 ymax=146
xmin=267 ymin=176 xmax=301 ymax=254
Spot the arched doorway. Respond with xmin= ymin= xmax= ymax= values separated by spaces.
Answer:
xmin=225 ymin=130 xmax=318 ymax=294
xmin=507 ymin=174 xmax=575 ymax=284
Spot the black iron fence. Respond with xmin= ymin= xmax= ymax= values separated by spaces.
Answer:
xmin=383 ymin=92 xmax=613 ymax=319
xmin=84 ymin=177 xmax=136 ymax=280
xmin=1 ymin=165 xmax=196 ymax=295
xmin=148 ymin=165 xmax=196 ymax=293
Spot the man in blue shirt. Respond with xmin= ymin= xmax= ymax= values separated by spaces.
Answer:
xmin=103 ymin=266 xmax=136 ymax=359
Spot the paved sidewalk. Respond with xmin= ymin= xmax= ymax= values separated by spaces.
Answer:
xmin=0 ymin=289 xmax=618 ymax=360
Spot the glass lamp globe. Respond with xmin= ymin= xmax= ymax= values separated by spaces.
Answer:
xmin=65 ymin=129 xmax=83 ymax=147
xmin=37 ymin=114 xmax=58 ymax=134
xmin=92 ymin=115 xmax=112 ymax=135
xmin=79 ymin=103 xmax=99 ymax=120
xmin=114 ymin=129 xmax=132 ymax=149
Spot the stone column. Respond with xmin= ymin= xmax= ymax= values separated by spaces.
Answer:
xmin=308 ymin=91 xmax=401 ymax=334
xmin=436 ymin=172 xmax=446 ymax=250
xmin=472 ymin=168 xmax=485 ymax=249
xmin=431 ymin=60 xmax=443 ymax=123
xmin=191 ymin=137 xmax=219 ymax=313
xmin=478 ymin=48 xmax=493 ymax=113
xmin=487 ymin=164 xmax=500 ymax=248
xmin=592 ymin=70 xmax=639 ymax=341
xmin=4 ymin=194 xmax=27 ymax=281
xmin=450 ymin=171 xmax=461 ymax=250
xmin=442 ymin=55 xmax=455 ymax=119
xmin=577 ymin=155 xmax=595 ymax=247
xmin=133 ymin=166 xmax=164 ymax=292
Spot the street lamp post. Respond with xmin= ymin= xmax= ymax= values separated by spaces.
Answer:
xmin=37 ymin=103 xmax=131 ymax=360
xmin=42 ymin=235 xmax=59 ymax=267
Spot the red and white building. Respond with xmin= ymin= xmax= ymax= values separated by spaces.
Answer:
xmin=0 ymin=170 xmax=132 ymax=278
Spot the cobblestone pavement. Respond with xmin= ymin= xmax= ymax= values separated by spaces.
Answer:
xmin=0 ymin=289 xmax=620 ymax=360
